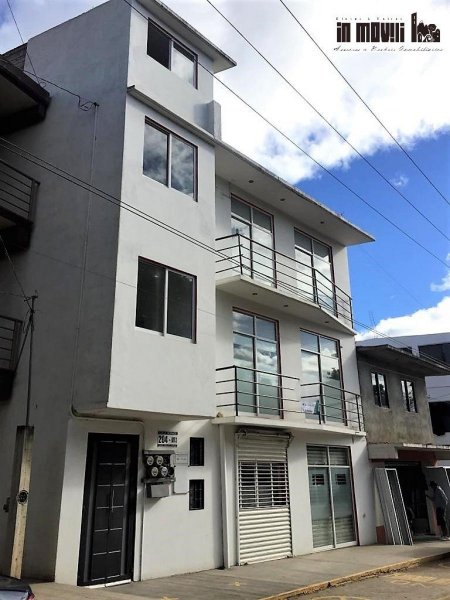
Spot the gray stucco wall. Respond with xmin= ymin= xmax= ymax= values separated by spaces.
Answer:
xmin=357 ymin=357 xmax=434 ymax=445
xmin=0 ymin=0 xmax=131 ymax=579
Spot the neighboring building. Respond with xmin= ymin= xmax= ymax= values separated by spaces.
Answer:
xmin=356 ymin=340 xmax=450 ymax=544
xmin=1 ymin=0 xmax=376 ymax=587
xmin=359 ymin=333 xmax=450 ymax=443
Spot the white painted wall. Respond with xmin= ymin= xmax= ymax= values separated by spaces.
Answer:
xmin=54 ymin=417 xmax=223 ymax=584
xmin=220 ymin=426 xmax=375 ymax=566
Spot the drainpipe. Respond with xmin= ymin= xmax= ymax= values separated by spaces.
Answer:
xmin=219 ymin=424 xmax=231 ymax=569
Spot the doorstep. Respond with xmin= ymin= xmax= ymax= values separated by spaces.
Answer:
xmin=32 ymin=541 xmax=450 ymax=600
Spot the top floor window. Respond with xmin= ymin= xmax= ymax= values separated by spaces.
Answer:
xmin=418 ymin=343 xmax=450 ymax=366
xmin=147 ymin=20 xmax=197 ymax=87
xmin=295 ymin=230 xmax=335 ymax=312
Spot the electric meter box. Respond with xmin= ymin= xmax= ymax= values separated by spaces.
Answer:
xmin=142 ymin=450 xmax=175 ymax=498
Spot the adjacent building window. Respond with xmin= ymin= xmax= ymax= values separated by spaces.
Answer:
xmin=147 ymin=20 xmax=197 ymax=87
xmin=135 ymin=258 xmax=196 ymax=340
xmin=418 ymin=343 xmax=450 ymax=365
xmin=401 ymin=380 xmax=417 ymax=412
xmin=372 ymin=372 xmax=389 ymax=407
xmin=300 ymin=330 xmax=344 ymax=423
xmin=189 ymin=437 xmax=205 ymax=466
xmin=143 ymin=120 xmax=196 ymax=199
xmin=189 ymin=480 xmax=204 ymax=510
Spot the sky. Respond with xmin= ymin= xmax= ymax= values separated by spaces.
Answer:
xmin=1 ymin=0 xmax=449 ymax=340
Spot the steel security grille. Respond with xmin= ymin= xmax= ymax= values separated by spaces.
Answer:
xmin=236 ymin=433 xmax=292 ymax=564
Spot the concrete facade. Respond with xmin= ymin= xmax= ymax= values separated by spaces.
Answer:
xmin=1 ymin=0 xmax=378 ymax=587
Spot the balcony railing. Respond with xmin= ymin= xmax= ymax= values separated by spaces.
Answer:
xmin=0 ymin=315 xmax=21 ymax=400
xmin=216 ymin=366 xmax=364 ymax=431
xmin=0 ymin=159 xmax=38 ymax=223
xmin=216 ymin=234 xmax=353 ymax=325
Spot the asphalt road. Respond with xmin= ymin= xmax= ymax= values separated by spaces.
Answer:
xmin=305 ymin=559 xmax=450 ymax=600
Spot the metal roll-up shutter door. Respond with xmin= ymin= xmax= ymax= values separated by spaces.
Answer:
xmin=237 ymin=433 xmax=292 ymax=564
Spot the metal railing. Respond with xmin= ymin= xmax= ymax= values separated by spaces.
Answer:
xmin=216 ymin=234 xmax=353 ymax=325
xmin=216 ymin=366 xmax=364 ymax=431
xmin=0 ymin=159 xmax=38 ymax=223
xmin=0 ymin=315 xmax=21 ymax=371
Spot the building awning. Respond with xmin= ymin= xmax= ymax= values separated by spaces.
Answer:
xmin=0 ymin=56 xmax=50 ymax=134
xmin=356 ymin=344 xmax=450 ymax=377
xmin=368 ymin=442 xmax=450 ymax=461
xmin=215 ymin=141 xmax=374 ymax=247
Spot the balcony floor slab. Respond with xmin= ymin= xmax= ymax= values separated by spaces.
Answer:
xmin=211 ymin=415 xmax=366 ymax=436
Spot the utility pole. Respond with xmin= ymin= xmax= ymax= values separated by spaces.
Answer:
xmin=9 ymin=294 xmax=37 ymax=579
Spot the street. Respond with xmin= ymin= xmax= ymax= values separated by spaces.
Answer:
xmin=304 ymin=559 xmax=450 ymax=600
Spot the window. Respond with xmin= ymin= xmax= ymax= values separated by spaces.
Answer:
xmin=401 ymin=380 xmax=417 ymax=412
xmin=231 ymin=196 xmax=274 ymax=284
xmin=143 ymin=120 xmax=196 ymax=198
xmin=295 ymin=230 xmax=335 ymax=312
xmin=147 ymin=20 xmax=197 ymax=87
xmin=238 ymin=460 xmax=289 ymax=509
xmin=136 ymin=258 xmax=195 ymax=340
xmin=189 ymin=438 xmax=204 ymax=466
xmin=189 ymin=480 xmax=204 ymax=510
xmin=300 ymin=330 xmax=343 ymax=423
xmin=233 ymin=310 xmax=280 ymax=415
xmin=372 ymin=372 xmax=389 ymax=407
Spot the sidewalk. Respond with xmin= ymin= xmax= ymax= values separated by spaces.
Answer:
xmin=32 ymin=541 xmax=450 ymax=600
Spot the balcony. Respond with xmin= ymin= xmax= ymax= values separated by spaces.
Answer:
xmin=216 ymin=234 xmax=354 ymax=333
xmin=0 ymin=315 xmax=21 ymax=400
xmin=215 ymin=366 xmax=364 ymax=434
xmin=0 ymin=159 xmax=38 ymax=249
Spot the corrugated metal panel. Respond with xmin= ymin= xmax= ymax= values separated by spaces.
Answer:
xmin=237 ymin=433 xmax=292 ymax=564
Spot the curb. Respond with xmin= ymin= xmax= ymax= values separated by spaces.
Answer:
xmin=259 ymin=551 xmax=450 ymax=600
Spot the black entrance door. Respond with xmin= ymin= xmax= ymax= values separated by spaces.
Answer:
xmin=78 ymin=434 xmax=138 ymax=586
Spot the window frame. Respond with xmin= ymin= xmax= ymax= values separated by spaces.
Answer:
xmin=189 ymin=479 xmax=204 ymax=510
xmin=189 ymin=437 xmax=205 ymax=466
xmin=401 ymin=379 xmax=418 ymax=413
xmin=136 ymin=257 xmax=197 ymax=342
xmin=143 ymin=118 xmax=198 ymax=200
xmin=371 ymin=372 xmax=389 ymax=408
xmin=147 ymin=19 xmax=198 ymax=88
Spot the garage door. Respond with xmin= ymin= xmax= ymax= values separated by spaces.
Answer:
xmin=237 ymin=432 xmax=292 ymax=564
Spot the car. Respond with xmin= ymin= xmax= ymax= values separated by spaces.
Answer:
xmin=0 ymin=576 xmax=35 ymax=600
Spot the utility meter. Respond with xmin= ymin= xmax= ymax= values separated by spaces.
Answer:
xmin=142 ymin=450 xmax=175 ymax=498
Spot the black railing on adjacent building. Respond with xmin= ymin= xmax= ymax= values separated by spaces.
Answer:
xmin=216 ymin=365 xmax=364 ymax=431
xmin=0 ymin=159 xmax=38 ymax=223
xmin=216 ymin=233 xmax=353 ymax=325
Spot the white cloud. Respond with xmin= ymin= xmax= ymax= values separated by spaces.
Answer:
xmin=0 ymin=0 xmax=449 ymax=182
xmin=390 ymin=174 xmax=409 ymax=188
xmin=357 ymin=296 xmax=450 ymax=340
xmin=431 ymin=271 xmax=450 ymax=292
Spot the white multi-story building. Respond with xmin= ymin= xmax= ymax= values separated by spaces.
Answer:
xmin=0 ymin=0 xmax=376 ymax=587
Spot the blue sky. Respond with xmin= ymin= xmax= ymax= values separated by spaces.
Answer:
xmin=298 ymin=131 xmax=450 ymax=334
xmin=1 ymin=0 xmax=449 ymax=337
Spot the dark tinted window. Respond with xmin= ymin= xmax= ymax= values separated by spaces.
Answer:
xmin=136 ymin=260 xmax=165 ymax=332
xmin=190 ymin=438 xmax=204 ymax=466
xmin=147 ymin=21 xmax=170 ymax=68
xmin=189 ymin=480 xmax=204 ymax=510
xmin=419 ymin=343 xmax=450 ymax=365
xmin=167 ymin=270 xmax=194 ymax=339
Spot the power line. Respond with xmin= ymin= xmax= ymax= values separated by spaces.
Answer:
xmin=204 ymin=0 xmax=449 ymax=242
xmin=5 ymin=0 xmax=41 ymax=85
xmin=0 ymin=136 xmax=447 ymax=370
xmin=120 ymin=0 xmax=448 ymax=268
xmin=278 ymin=0 xmax=450 ymax=208
xmin=0 ymin=233 xmax=32 ymax=310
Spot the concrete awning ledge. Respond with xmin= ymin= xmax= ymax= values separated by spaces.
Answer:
xmin=356 ymin=344 xmax=450 ymax=377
